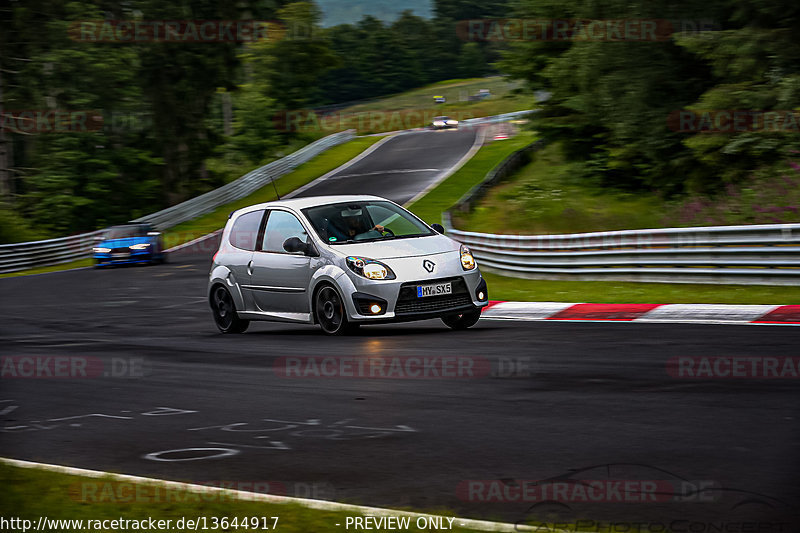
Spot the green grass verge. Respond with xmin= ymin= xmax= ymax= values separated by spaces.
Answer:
xmin=456 ymin=141 xmax=668 ymax=234
xmin=482 ymin=271 xmax=800 ymax=304
xmin=0 ymin=463 xmax=491 ymax=533
xmin=0 ymin=258 xmax=93 ymax=280
xmin=297 ymin=77 xmax=534 ymax=136
xmin=407 ymin=132 xmax=539 ymax=224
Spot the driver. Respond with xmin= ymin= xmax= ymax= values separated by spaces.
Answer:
xmin=344 ymin=215 xmax=384 ymax=237
xmin=329 ymin=209 xmax=384 ymax=241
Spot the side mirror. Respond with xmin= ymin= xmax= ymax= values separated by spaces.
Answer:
xmin=283 ymin=237 xmax=308 ymax=254
xmin=431 ymin=223 xmax=445 ymax=234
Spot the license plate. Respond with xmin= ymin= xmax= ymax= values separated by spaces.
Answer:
xmin=417 ymin=282 xmax=452 ymax=298
xmin=112 ymin=253 xmax=130 ymax=259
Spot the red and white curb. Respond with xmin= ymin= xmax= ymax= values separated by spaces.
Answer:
xmin=481 ymin=301 xmax=800 ymax=325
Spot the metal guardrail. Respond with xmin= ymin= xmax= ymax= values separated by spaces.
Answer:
xmin=443 ymin=142 xmax=800 ymax=285
xmin=132 ymin=129 xmax=355 ymax=229
xmin=0 ymin=230 xmax=107 ymax=275
xmin=0 ymin=130 xmax=355 ymax=274
xmin=460 ymin=110 xmax=534 ymax=127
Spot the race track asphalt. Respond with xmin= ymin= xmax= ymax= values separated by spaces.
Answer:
xmin=1 ymin=126 xmax=799 ymax=528
xmin=2 ymin=262 xmax=799 ymax=526
xmin=290 ymin=128 xmax=478 ymax=206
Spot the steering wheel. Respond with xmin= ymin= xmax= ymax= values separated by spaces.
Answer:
xmin=379 ymin=227 xmax=395 ymax=237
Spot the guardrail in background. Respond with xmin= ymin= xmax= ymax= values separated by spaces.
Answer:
xmin=132 ymin=129 xmax=355 ymax=229
xmin=0 ymin=130 xmax=355 ymax=274
xmin=443 ymin=141 xmax=800 ymax=285
xmin=460 ymin=110 xmax=534 ymax=127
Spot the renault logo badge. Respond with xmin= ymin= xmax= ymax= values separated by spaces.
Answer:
xmin=423 ymin=259 xmax=435 ymax=273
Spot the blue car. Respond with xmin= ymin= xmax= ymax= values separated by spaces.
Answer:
xmin=92 ymin=224 xmax=165 ymax=267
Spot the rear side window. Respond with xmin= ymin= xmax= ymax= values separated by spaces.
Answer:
xmin=229 ymin=210 xmax=264 ymax=251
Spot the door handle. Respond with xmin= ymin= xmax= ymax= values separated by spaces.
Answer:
xmin=247 ymin=260 xmax=253 ymax=276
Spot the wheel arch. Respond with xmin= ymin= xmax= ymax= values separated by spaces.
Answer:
xmin=208 ymin=265 xmax=246 ymax=313
xmin=309 ymin=279 xmax=343 ymax=325
xmin=308 ymin=266 xmax=350 ymax=323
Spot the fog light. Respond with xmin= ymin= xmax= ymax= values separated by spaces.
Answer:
xmin=478 ymin=291 xmax=485 ymax=300
xmin=370 ymin=304 xmax=382 ymax=314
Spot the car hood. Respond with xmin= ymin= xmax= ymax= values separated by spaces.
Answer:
xmin=327 ymin=234 xmax=459 ymax=260
xmin=98 ymin=236 xmax=151 ymax=248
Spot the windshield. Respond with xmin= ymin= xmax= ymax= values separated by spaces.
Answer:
xmin=105 ymin=225 xmax=149 ymax=239
xmin=302 ymin=201 xmax=434 ymax=244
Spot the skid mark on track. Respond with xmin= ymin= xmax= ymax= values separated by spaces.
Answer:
xmin=1 ymin=403 xmax=417 ymax=461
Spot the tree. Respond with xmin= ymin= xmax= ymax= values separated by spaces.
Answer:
xmin=249 ymin=2 xmax=339 ymax=111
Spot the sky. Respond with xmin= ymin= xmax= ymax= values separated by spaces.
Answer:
xmin=315 ymin=0 xmax=433 ymax=27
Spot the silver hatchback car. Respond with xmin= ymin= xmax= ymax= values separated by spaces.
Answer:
xmin=208 ymin=195 xmax=489 ymax=334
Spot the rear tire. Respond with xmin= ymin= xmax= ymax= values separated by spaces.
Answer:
xmin=315 ymin=285 xmax=356 ymax=335
xmin=211 ymin=285 xmax=249 ymax=333
xmin=441 ymin=308 xmax=481 ymax=330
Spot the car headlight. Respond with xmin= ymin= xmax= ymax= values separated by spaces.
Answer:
xmin=346 ymin=256 xmax=396 ymax=280
xmin=129 ymin=243 xmax=151 ymax=250
xmin=433 ymin=121 xmax=445 ymax=126
xmin=93 ymin=247 xmax=111 ymax=253
xmin=460 ymin=244 xmax=476 ymax=270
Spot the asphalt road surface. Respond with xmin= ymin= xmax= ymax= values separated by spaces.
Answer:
xmin=2 ymin=262 xmax=799 ymax=527
xmin=2 ymin=127 xmax=799 ymax=528
xmin=289 ymin=128 xmax=478 ymax=205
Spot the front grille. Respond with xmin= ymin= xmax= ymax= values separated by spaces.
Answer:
xmin=394 ymin=277 xmax=472 ymax=315
xmin=111 ymin=247 xmax=129 ymax=254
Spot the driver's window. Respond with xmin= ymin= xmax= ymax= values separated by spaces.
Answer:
xmin=261 ymin=210 xmax=307 ymax=253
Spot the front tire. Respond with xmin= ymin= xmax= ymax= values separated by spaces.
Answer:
xmin=211 ymin=285 xmax=249 ymax=333
xmin=441 ymin=308 xmax=481 ymax=330
xmin=315 ymin=285 xmax=356 ymax=335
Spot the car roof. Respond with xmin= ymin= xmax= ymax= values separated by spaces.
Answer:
xmin=235 ymin=195 xmax=390 ymax=216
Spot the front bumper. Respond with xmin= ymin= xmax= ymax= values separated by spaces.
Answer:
xmin=339 ymin=270 xmax=488 ymax=323
xmin=94 ymin=250 xmax=154 ymax=266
